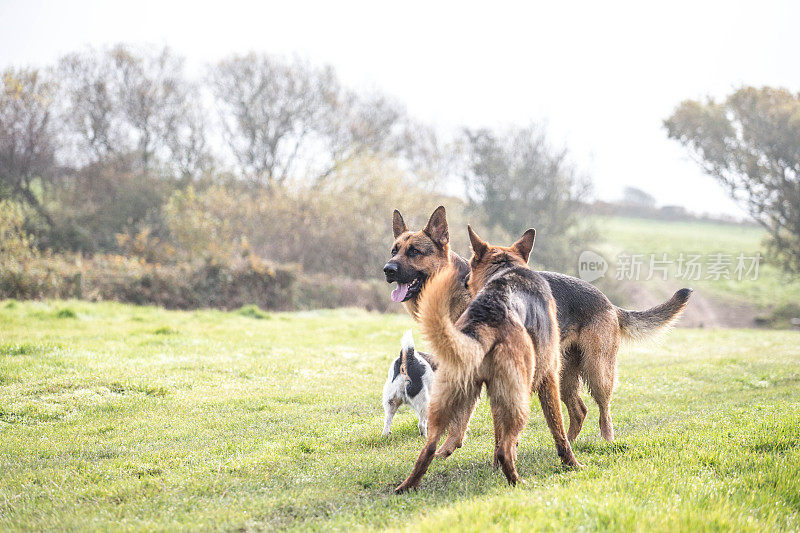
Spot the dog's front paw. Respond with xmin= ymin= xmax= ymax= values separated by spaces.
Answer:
xmin=382 ymin=430 xmax=391 ymax=437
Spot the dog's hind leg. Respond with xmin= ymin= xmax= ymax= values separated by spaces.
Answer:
xmin=382 ymin=398 xmax=400 ymax=437
xmin=538 ymin=371 xmax=581 ymax=467
xmin=586 ymin=359 xmax=616 ymax=442
xmin=560 ymin=347 xmax=588 ymax=442
xmin=491 ymin=401 xmax=503 ymax=469
xmin=580 ymin=324 xmax=619 ymax=442
xmin=409 ymin=390 xmax=430 ymax=437
xmin=486 ymin=350 xmax=530 ymax=485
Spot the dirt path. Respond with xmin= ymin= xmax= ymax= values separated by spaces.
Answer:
xmin=619 ymin=281 xmax=759 ymax=329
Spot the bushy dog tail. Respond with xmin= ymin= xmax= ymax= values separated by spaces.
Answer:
xmin=417 ymin=266 xmax=485 ymax=377
xmin=398 ymin=329 xmax=414 ymax=376
xmin=400 ymin=329 xmax=415 ymax=354
xmin=616 ymin=288 xmax=693 ymax=341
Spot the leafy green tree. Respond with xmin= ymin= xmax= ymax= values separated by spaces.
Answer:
xmin=665 ymin=86 xmax=800 ymax=274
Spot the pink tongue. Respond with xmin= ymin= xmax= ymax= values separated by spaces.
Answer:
xmin=391 ymin=283 xmax=410 ymax=303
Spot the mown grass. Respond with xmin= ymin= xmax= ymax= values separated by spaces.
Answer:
xmin=596 ymin=216 xmax=800 ymax=309
xmin=0 ymin=300 xmax=798 ymax=531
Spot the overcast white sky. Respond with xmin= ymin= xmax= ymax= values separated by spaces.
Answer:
xmin=2 ymin=0 xmax=798 ymax=217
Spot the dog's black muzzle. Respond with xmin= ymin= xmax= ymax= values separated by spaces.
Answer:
xmin=383 ymin=261 xmax=399 ymax=283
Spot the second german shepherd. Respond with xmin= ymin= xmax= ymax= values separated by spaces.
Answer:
xmin=395 ymin=226 xmax=577 ymax=493
xmin=384 ymin=206 xmax=692 ymax=456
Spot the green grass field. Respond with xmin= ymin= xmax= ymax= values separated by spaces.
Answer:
xmin=1 ymin=300 xmax=799 ymax=531
xmin=596 ymin=216 xmax=800 ymax=310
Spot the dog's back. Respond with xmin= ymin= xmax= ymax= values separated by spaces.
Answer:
xmin=463 ymin=266 xmax=561 ymax=389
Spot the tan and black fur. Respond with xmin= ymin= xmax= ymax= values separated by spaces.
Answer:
xmin=394 ymin=227 xmax=578 ymax=493
xmin=384 ymin=207 xmax=692 ymax=454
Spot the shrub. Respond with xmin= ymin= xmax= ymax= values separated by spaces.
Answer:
xmin=0 ymin=199 xmax=38 ymax=266
xmin=0 ymin=251 xmax=296 ymax=310
xmin=78 ymin=254 xmax=298 ymax=310
xmin=755 ymin=302 xmax=800 ymax=329
xmin=237 ymin=305 xmax=271 ymax=319
xmin=162 ymin=157 xmax=505 ymax=281
xmin=55 ymin=308 xmax=77 ymax=318
xmin=294 ymin=274 xmax=392 ymax=312
xmin=43 ymin=155 xmax=174 ymax=253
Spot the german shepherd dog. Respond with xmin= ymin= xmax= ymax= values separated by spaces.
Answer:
xmin=395 ymin=226 xmax=578 ymax=492
xmin=384 ymin=206 xmax=691 ymax=457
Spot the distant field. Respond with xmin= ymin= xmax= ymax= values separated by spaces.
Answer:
xmin=1 ymin=301 xmax=799 ymax=531
xmin=595 ymin=216 xmax=800 ymax=311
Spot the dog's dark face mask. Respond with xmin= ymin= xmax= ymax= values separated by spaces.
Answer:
xmin=383 ymin=207 xmax=450 ymax=303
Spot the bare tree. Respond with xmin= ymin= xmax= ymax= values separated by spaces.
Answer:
xmin=622 ymin=186 xmax=656 ymax=208
xmin=166 ymin=100 xmax=214 ymax=183
xmin=209 ymin=53 xmax=423 ymax=188
xmin=395 ymin=118 xmax=458 ymax=188
xmin=665 ymin=86 xmax=800 ymax=274
xmin=55 ymin=44 xmax=211 ymax=178
xmin=112 ymin=45 xmax=193 ymax=171
xmin=461 ymin=124 xmax=594 ymax=271
xmin=0 ymin=68 xmax=56 ymax=224
xmin=209 ymin=53 xmax=339 ymax=187
xmin=55 ymin=49 xmax=123 ymax=164
xmin=320 ymin=92 xmax=401 ymax=176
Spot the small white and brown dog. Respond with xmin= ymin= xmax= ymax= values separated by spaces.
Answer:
xmin=382 ymin=330 xmax=436 ymax=437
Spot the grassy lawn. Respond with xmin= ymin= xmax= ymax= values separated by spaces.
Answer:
xmin=595 ymin=216 xmax=800 ymax=309
xmin=1 ymin=300 xmax=799 ymax=531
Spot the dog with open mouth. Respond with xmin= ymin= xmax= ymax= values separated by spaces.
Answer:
xmin=383 ymin=207 xmax=470 ymax=317
xmin=394 ymin=226 xmax=579 ymax=493
xmin=384 ymin=206 xmax=692 ymax=456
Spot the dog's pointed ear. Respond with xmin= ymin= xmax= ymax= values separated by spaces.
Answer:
xmin=467 ymin=225 xmax=488 ymax=260
xmin=512 ymin=228 xmax=536 ymax=263
xmin=423 ymin=206 xmax=449 ymax=248
xmin=392 ymin=209 xmax=408 ymax=238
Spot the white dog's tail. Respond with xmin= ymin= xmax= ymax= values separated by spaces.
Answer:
xmin=399 ymin=329 xmax=414 ymax=376
xmin=401 ymin=329 xmax=414 ymax=353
